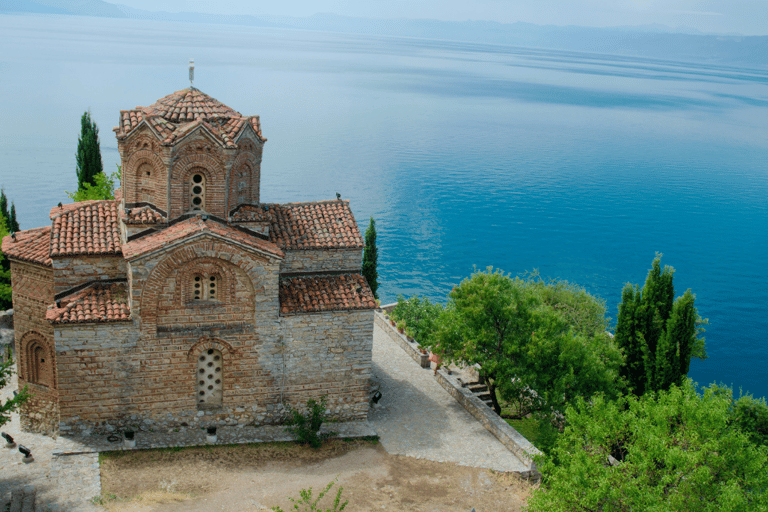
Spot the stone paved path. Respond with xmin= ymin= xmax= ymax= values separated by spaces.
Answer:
xmin=369 ymin=323 xmax=528 ymax=473
xmin=1 ymin=322 xmax=524 ymax=511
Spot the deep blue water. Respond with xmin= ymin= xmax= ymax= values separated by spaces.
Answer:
xmin=1 ymin=14 xmax=767 ymax=398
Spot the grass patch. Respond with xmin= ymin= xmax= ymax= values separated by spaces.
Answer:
xmin=505 ymin=417 xmax=540 ymax=446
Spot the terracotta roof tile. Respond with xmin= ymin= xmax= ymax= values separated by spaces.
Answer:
xmin=114 ymin=88 xmax=265 ymax=148
xmin=1 ymin=227 xmax=52 ymax=267
xmin=122 ymin=205 xmax=165 ymax=225
xmin=50 ymin=200 xmax=121 ymax=257
xmin=122 ymin=215 xmax=283 ymax=261
xmin=46 ymin=282 xmax=130 ymax=324
xmin=279 ymin=274 xmax=376 ymax=315
xmin=232 ymin=200 xmax=364 ymax=250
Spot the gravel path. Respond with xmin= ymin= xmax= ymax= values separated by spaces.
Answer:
xmin=369 ymin=323 xmax=528 ymax=473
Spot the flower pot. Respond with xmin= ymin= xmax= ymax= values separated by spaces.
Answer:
xmin=389 ymin=320 xmax=396 ymax=327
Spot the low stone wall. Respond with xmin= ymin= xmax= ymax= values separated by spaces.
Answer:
xmin=375 ymin=308 xmax=541 ymax=476
xmin=374 ymin=311 xmax=429 ymax=368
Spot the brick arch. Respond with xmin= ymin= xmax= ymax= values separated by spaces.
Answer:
xmin=124 ymin=150 xmax=167 ymax=209
xmin=229 ymin=156 xmax=254 ymax=210
xmin=186 ymin=336 xmax=239 ymax=361
xmin=170 ymin=153 xmax=226 ymax=218
xmin=20 ymin=331 xmax=55 ymax=389
xmin=177 ymin=257 xmax=238 ymax=304
xmin=138 ymin=240 xmax=266 ymax=335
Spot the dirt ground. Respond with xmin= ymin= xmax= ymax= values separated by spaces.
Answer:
xmin=98 ymin=439 xmax=532 ymax=512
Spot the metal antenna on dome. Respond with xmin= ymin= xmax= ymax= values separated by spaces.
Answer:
xmin=189 ymin=59 xmax=195 ymax=87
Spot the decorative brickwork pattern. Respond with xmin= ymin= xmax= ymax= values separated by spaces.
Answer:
xmin=50 ymin=200 xmax=121 ymax=256
xmin=279 ymin=274 xmax=376 ymax=314
xmin=46 ymin=282 xmax=130 ymax=324
xmin=1 ymin=227 xmax=52 ymax=267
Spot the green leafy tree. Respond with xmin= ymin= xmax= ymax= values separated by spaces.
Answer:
xmin=66 ymin=166 xmax=120 ymax=202
xmin=615 ymin=255 xmax=707 ymax=395
xmin=432 ymin=267 xmax=622 ymax=416
xmin=389 ymin=295 xmax=443 ymax=344
xmin=75 ymin=110 xmax=103 ymax=192
xmin=528 ymin=381 xmax=768 ymax=512
xmin=1 ymin=356 xmax=31 ymax=428
xmin=361 ymin=217 xmax=378 ymax=299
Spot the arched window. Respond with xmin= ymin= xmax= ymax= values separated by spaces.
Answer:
xmin=190 ymin=173 xmax=206 ymax=211
xmin=197 ymin=349 xmax=223 ymax=406
xmin=26 ymin=338 xmax=53 ymax=388
xmin=192 ymin=274 xmax=219 ymax=301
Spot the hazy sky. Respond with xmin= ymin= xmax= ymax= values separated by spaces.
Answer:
xmin=112 ymin=0 xmax=767 ymax=35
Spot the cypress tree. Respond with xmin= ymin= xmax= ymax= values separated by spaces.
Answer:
xmin=76 ymin=111 xmax=103 ymax=191
xmin=362 ymin=217 xmax=379 ymax=299
xmin=0 ymin=189 xmax=8 ymax=223
xmin=616 ymin=255 xmax=706 ymax=395
xmin=8 ymin=202 xmax=19 ymax=233
xmin=615 ymin=284 xmax=647 ymax=395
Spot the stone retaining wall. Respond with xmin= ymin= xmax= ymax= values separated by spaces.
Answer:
xmin=375 ymin=308 xmax=541 ymax=476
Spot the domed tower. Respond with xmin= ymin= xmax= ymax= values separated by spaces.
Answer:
xmin=114 ymin=87 xmax=266 ymax=227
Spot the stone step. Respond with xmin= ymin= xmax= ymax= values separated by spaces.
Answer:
xmin=467 ymin=383 xmax=488 ymax=393
xmin=475 ymin=392 xmax=492 ymax=400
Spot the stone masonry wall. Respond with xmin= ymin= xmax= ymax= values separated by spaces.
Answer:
xmin=280 ymin=309 xmax=373 ymax=421
xmin=281 ymin=249 xmax=362 ymax=274
xmin=52 ymin=255 xmax=127 ymax=296
xmin=9 ymin=260 xmax=58 ymax=434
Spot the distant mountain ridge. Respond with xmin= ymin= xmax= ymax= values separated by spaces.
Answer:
xmin=2 ymin=0 xmax=767 ymax=68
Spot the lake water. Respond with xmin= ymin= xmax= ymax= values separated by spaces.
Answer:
xmin=1 ymin=14 xmax=767 ymax=398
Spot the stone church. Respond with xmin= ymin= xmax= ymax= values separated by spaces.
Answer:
xmin=1 ymin=87 xmax=376 ymax=435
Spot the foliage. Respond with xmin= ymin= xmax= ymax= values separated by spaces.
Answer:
xmin=361 ymin=217 xmax=378 ymax=299
xmin=389 ymin=295 xmax=444 ymax=345
xmin=431 ymin=267 xmax=622 ymax=417
xmin=528 ymin=381 xmax=768 ymax=512
xmin=271 ymin=477 xmax=348 ymax=512
xmin=0 ymin=214 xmax=11 ymax=310
xmin=66 ymin=165 xmax=120 ymax=202
xmin=285 ymin=396 xmax=336 ymax=448
xmin=75 ymin=110 xmax=103 ymax=192
xmin=0 ymin=188 xmax=19 ymax=233
xmin=615 ymin=254 xmax=707 ymax=395
xmin=1 ymin=355 xmax=31 ymax=428
xmin=720 ymin=386 xmax=768 ymax=447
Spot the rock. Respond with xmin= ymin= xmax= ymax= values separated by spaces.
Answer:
xmin=0 ymin=309 xmax=13 ymax=329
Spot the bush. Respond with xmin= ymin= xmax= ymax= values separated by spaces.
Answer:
xmin=272 ymin=477 xmax=348 ymax=512
xmin=285 ymin=396 xmax=336 ymax=448
xmin=389 ymin=295 xmax=443 ymax=344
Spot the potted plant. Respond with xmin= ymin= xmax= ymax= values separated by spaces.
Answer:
xmin=405 ymin=328 xmax=416 ymax=343
xmin=206 ymin=425 xmax=217 ymax=444
xmin=396 ymin=320 xmax=405 ymax=334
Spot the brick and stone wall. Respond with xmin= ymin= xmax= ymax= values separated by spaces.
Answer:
xmin=281 ymin=249 xmax=362 ymax=274
xmin=280 ymin=309 xmax=373 ymax=421
xmin=52 ymin=256 xmax=127 ymax=295
xmin=10 ymin=260 xmax=58 ymax=434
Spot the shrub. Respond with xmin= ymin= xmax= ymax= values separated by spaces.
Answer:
xmin=285 ymin=396 xmax=336 ymax=448
xmin=272 ymin=477 xmax=348 ymax=512
xmin=390 ymin=295 xmax=443 ymax=344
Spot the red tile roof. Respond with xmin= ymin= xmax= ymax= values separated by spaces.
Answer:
xmin=50 ymin=200 xmax=121 ymax=257
xmin=279 ymin=274 xmax=376 ymax=314
xmin=114 ymin=88 xmax=265 ymax=148
xmin=122 ymin=215 xmax=283 ymax=261
xmin=123 ymin=205 xmax=165 ymax=225
xmin=46 ymin=282 xmax=130 ymax=324
xmin=232 ymin=200 xmax=364 ymax=250
xmin=1 ymin=227 xmax=52 ymax=267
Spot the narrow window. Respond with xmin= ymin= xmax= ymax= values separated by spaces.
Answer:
xmin=197 ymin=349 xmax=223 ymax=406
xmin=190 ymin=173 xmax=205 ymax=211
xmin=208 ymin=275 xmax=218 ymax=300
xmin=193 ymin=275 xmax=203 ymax=300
